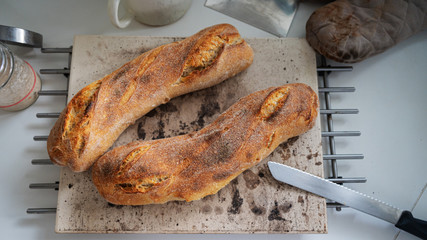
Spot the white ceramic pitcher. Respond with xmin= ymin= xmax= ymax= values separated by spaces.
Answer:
xmin=108 ymin=0 xmax=193 ymax=28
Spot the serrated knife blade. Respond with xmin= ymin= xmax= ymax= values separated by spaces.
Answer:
xmin=267 ymin=161 xmax=427 ymax=239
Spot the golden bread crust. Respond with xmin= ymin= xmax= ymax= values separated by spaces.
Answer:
xmin=92 ymin=83 xmax=319 ymax=205
xmin=47 ymin=24 xmax=254 ymax=172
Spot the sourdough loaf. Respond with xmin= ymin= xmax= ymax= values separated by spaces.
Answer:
xmin=92 ymin=83 xmax=319 ymax=205
xmin=47 ymin=24 xmax=254 ymax=172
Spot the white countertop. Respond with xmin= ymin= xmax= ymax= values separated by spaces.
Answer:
xmin=0 ymin=0 xmax=426 ymax=239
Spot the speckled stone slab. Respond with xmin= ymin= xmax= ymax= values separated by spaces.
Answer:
xmin=56 ymin=35 xmax=326 ymax=233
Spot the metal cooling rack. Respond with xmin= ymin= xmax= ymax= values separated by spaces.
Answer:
xmin=316 ymin=55 xmax=366 ymax=210
xmin=27 ymin=47 xmax=71 ymax=214
xmin=27 ymin=52 xmax=366 ymax=214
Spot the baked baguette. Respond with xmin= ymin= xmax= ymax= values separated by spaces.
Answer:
xmin=47 ymin=24 xmax=254 ymax=172
xmin=92 ymin=83 xmax=319 ymax=205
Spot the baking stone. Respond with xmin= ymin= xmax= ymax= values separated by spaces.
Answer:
xmin=55 ymin=35 xmax=326 ymax=233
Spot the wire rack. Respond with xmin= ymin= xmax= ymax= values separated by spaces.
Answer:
xmin=27 ymin=50 xmax=366 ymax=214
xmin=316 ymin=55 xmax=366 ymax=210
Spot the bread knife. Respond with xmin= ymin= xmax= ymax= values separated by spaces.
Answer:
xmin=267 ymin=161 xmax=427 ymax=239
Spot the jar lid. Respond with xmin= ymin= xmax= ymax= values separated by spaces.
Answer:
xmin=0 ymin=25 xmax=43 ymax=48
xmin=0 ymin=42 xmax=14 ymax=89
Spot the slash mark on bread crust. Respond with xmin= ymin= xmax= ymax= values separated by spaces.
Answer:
xmin=117 ymin=146 xmax=151 ymax=176
xmin=259 ymin=87 xmax=290 ymax=120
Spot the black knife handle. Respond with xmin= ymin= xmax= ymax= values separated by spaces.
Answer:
xmin=395 ymin=211 xmax=427 ymax=239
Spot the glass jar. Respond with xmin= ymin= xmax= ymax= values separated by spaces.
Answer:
xmin=0 ymin=42 xmax=41 ymax=111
